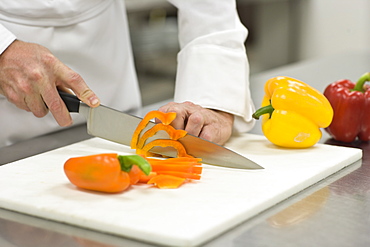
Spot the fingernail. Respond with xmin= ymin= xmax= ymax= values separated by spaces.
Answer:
xmin=90 ymin=96 xmax=100 ymax=106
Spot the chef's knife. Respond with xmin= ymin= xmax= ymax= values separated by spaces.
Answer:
xmin=59 ymin=91 xmax=263 ymax=169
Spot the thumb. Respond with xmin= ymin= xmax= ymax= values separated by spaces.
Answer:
xmin=76 ymin=87 xmax=100 ymax=107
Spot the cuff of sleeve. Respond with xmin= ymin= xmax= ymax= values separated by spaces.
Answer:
xmin=0 ymin=24 xmax=16 ymax=55
xmin=174 ymin=43 xmax=255 ymax=133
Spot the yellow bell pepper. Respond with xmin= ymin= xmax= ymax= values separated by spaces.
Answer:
xmin=252 ymin=76 xmax=333 ymax=148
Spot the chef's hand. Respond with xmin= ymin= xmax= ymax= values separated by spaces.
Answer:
xmin=157 ymin=101 xmax=234 ymax=145
xmin=0 ymin=40 xmax=100 ymax=126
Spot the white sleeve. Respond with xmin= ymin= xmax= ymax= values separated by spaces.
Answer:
xmin=0 ymin=24 xmax=16 ymax=54
xmin=168 ymin=0 xmax=255 ymax=132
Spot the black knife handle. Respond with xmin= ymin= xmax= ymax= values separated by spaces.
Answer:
xmin=58 ymin=90 xmax=80 ymax=113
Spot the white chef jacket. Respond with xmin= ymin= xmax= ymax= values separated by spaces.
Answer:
xmin=0 ymin=0 xmax=255 ymax=148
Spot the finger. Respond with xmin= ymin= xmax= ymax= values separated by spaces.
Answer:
xmin=156 ymin=104 xmax=171 ymax=123
xmin=41 ymin=87 xmax=72 ymax=126
xmin=199 ymin=110 xmax=234 ymax=145
xmin=56 ymin=85 xmax=73 ymax=94
xmin=24 ymin=93 xmax=49 ymax=118
xmin=198 ymin=125 xmax=224 ymax=145
xmin=157 ymin=102 xmax=187 ymax=130
xmin=54 ymin=62 xmax=100 ymax=107
xmin=157 ymin=102 xmax=176 ymax=115
xmin=184 ymin=111 xmax=204 ymax=137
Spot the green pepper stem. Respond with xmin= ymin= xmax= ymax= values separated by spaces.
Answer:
xmin=252 ymin=104 xmax=274 ymax=120
xmin=352 ymin=72 xmax=370 ymax=93
xmin=117 ymin=155 xmax=152 ymax=175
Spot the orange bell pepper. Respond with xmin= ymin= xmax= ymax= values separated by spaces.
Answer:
xmin=137 ymin=139 xmax=193 ymax=158
xmin=138 ymin=171 xmax=158 ymax=183
xmin=137 ymin=123 xmax=187 ymax=149
xmin=132 ymin=110 xmax=203 ymax=189
xmin=64 ymin=153 xmax=151 ymax=193
xmin=131 ymin=111 xmax=177 ymax=149
xmin=128 ymin=165 xmax=142 ymax=185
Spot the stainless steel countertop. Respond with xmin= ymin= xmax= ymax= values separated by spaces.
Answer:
xmin=1 ymin=51 xmax=369 ymax=247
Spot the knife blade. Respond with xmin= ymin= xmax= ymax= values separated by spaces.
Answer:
xmin=59 ymin=91 xmax=263 ymax=169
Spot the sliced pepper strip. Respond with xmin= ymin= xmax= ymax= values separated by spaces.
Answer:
xmin=146 ymin=157 xmax=202 ymax=164
xmin=131 ymin=111 xmax=177 ymax=149
xmin=137 ymin=123 xmax=187 ymax=149
xmin=155 ymin=171 xmax=201 ymax=180
xmin=147 ymin=174 xmax=186 ymax=189
xmin=137 ymin=139 xmax=193 ymax=158
xmin=151 ymin=164 xmax=202 ymax=174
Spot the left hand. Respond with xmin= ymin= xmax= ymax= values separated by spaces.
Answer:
xmin=157 ymin=101 xmax=234 ymax=145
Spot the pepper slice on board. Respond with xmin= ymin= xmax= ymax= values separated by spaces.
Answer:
xmin=147 ymin=174 xmax=187 ymax=189
xmin=146 ymin=157 xmax=202 ymax=164
xmin=150 ymin=163 xmax=202 ymax=174
xmin=154 ymin=171 xmax=201 ymax=180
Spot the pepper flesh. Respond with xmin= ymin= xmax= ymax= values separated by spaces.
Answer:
xmin=146 ymin=157 xmax=202 ymax=164
xmin=64 ymin=153 xmax=151 ymax=193
xmin=64 ymin=153 xmax=130 ymax=193
xmin=147 ymin=175 xmax=186 ymax=189
xmin=131 ymin=111 xmax=177 ymax=149
xmin=252 ymin=76 xmax=333 ymax=148
xmin=150 ymin=163 xmax=202 ymax=174
xmin=155 ymin=171 xmax=201 ymax=180
xmin=324 ymin=72 xmax=370 ymax=142
xmin=137 ymin=139 xmax=193 ymax=158
xmin=128 ymin=165 xmax=142 ymax=185
xmin=132 ymin=110 xmax=202 ymax=189
xmin=137 ymin=123 xmax=187 ymax=149
xmin=138 ymin=171 xmax=158 ymax=183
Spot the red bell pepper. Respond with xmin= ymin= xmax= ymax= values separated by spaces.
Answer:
xmin=324 ymin=72 xmax=370 ymax=142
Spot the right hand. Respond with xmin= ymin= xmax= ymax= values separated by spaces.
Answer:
xmin=0 ymin=40 xmax=100 ymax=126
xmin=157 ymin=101 xmax=234 ymax=145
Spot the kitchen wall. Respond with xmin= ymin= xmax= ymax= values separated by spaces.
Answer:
xmin=296 ymin=0 xmax=370 ymax=60
xmin=126 ymin=0 xmax=370 ymax=105
xmin=239 ymin=0 xmax=370 ymax=71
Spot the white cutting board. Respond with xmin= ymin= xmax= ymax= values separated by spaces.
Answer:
xmin=0 ymin=134 xmax=362 ymax=246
